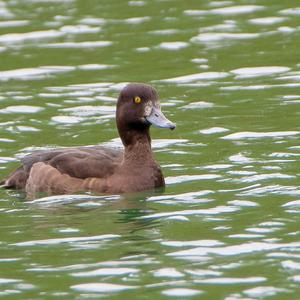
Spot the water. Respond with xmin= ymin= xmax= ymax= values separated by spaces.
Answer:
xmin=1 ymin=0 xmax=300 ymax=298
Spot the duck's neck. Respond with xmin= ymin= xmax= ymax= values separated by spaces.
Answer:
xmin=121 ymin=128 xmax=154 ymax=165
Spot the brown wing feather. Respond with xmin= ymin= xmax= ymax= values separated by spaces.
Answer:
xmin=2 ymin=146 xmax=123 ymax=190
xmin=48 ymin=148 xmax=122 ymax=179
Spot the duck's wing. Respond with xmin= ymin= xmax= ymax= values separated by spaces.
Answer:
xmin=2 ymin=146 xmax=123 ymax=189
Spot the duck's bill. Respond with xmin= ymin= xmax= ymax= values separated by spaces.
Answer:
xmin=146 ymin=107 xmax=176 ymax=130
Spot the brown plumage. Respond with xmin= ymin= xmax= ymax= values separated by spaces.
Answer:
xmin=1 ymin=83 xmax=175 ymax=198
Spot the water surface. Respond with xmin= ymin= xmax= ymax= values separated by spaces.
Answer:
xmin=1 ymin=0 xmax=300 ymax=299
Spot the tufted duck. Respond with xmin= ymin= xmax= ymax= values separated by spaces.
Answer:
xmin=1 ymin=83 xmax=175 ymax=197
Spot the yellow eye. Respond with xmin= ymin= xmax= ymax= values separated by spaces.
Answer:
xmin=134 ymin=96 xmax=142 ymax=104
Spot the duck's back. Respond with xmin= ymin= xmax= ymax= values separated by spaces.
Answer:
xmin=2 ymin=146 xmax=123 ymax=189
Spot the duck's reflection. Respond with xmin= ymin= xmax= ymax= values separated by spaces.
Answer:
xmin=26 ymin=188 xmax=164 ymax=236
xmin=111 ymin=191 xmax=163 ymax=257
xmin=114 ymin=190 xmax=162 ymax=229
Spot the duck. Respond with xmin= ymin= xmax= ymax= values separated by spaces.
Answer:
xmin=1 ymin=83 xmax=175 ymax=197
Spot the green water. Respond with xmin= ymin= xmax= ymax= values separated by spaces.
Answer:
xmin=1 ymin=0 xmax=300 ymax=299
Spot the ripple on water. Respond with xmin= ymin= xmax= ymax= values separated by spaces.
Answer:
xmin=161 ymin=240 xmax=224 ymax=247
xmin=221 ymin=131 xmax=299 ymax=140
xmin=191 ymin=58 xmax=208 ymax=63
xmin=13 ymin=126 xmax=40 ymax=132
xmin=162 ymin=288 xmax=202 ymax=297
xmin=237 ymin=173 xmax=295 ymax=183
xmin=158 ymin=42 xmax=189 ymax=50
xmin=59 ymin=25 xmax=100 ymax=34
xmin=122 ymin=16 xmax=150 ymax=24
xmin=60 ymin=105 xmax=115 ymax=117
xmin=184 ymin=5 xmax=264 ymax=16
xmin=78 ymin=64 xmax=114 ymax=70
xmin=200 ymin=22 xmax=237 ymax=33
xmin=29 ymin=194 xmax=117 ymax=206
xmin=161 ymin=72 xmax=229 ymax=83
xmin=281 ymin=260 xmax=300 ymax=270
xmin=165 ymin=174 xmax=221 ymax=185
xmin=277 ymin=26 xmax=297 ymax=34
xmin=220 ymin=83 xmax=300 ymax=91
xmin=165 ymin=216 xmax=189 ymax=222
xmin=0 ymin=105 xmax=44 ymax=114
xmin=229 ymin=153 xmax=253 ymax=164
xmin=269 ymin=152 xmax=300 ymax=158
xmin=238 ymin=185 xmax=300 ymax=197
xmin=0 ymin=278 xmax=21 ymax=284
xmin=51 ymin=116 xmax=84 ymax=124
xmin=182 ymin=101 xmax=214 ymax=109
xmin=150 ymin=29 xmax=180 ymax=36
xmin=28 ymin=256 xmax=154 ymax=273
xmin=128 ymin=1 xmax=146 ymax=7
xmin=152 ymin=268 xmax=184 ymax=278
xmin=71 ymin=283 xmax=137 ymax=293
xmin=227 ymin=200 xmax=259 ymax=207
xmin=0 ymin=20 xmax=30 ymax=27
xmin=139 ymin=206 xmax=239 ymax=220
xmin=72 ymin=267 xmax=139 ymax=277
xmin=79 ymin=17 xmax=106 ymax=25
xmin=185 ymin=269 xmax=222 ymax=277
xmin=202 ymin=164 xmax=233 ymax=170
xmin=147 ymin=190 xmax=214 ymax=204
xmin=183 ymin=9 xmax=209 ymax=16
xmin=168 ymin=241 xmax=300 ymax=258
xmin=0 ymin=66 xmax=74 ymax=81
xmin=231 ymin=66 xmax=290 ymax=78
xmin=199 ymin=127 xmax=229 ymax=134
xmin=282 ymin=200 xmax=300 ymax=207
xmin=0 ymin=1 xmax=14 ymax=18
xmin=279 ymin=7 xmax=300 ymax=16
xmin=229 ymin=234 xmax=264 ymax=239
xmin=0 ymin=157 xmax=17 ymax=163
xmin=248 ymin=17 xmax=287 ymax=25
xmin=191 ymin=32 xmax=259 ymax=44
xmin=26 ymin=0 xmax=74 ymax=2
xmin=40 ymin=41 xmax=112 ymax=48
xmin=13 ymin=234 xmax=120 ymax=247
xmin=243 ymin=286 xmax=288 ymax=298
xmin=97 ymin=256 xmax=156 ymax=267
xmin=246 ymin=227 xmax=278 ymax=234
xmin=0 ymin=258 xmax=23 ymax=262
xmin=195 ymin=277 xmax=266 ymax=284
xmin=0 ymin=30 xmax=64 ymax=43
xmin=57 ymin=228 xmax=79 ymax=233
xmin=292 ymin=275 xmax=300 ymax=282
xmin=211 ymin=5 xmax=264 ymax=15
xmin=46 ymin=82 xmax=127 ymax=93
xmin=135 ymin=47 xmax=150 ymax=52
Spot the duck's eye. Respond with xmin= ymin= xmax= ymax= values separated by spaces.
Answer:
xmin=134 ymin=96 xmax=142 ymax=104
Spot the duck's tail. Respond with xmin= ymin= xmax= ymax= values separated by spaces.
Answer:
xmin=1 ymin=167 xmax=28 ymax=189
xmin=0 ymin=179 xmax=8 ymax=188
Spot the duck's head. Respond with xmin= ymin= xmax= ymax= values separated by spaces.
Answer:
xmin=116 ymin=83 xmax=175 ymax=145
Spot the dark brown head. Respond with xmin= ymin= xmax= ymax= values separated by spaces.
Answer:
xmin=116 ymin=83 xmax=175 ymax=146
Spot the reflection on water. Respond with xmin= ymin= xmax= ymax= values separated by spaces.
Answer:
xmin=1 ymin=0 xmax=300 ymax=298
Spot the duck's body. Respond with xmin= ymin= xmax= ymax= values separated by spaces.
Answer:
xmin=1 ymin=83 xmax=175 ymax=197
